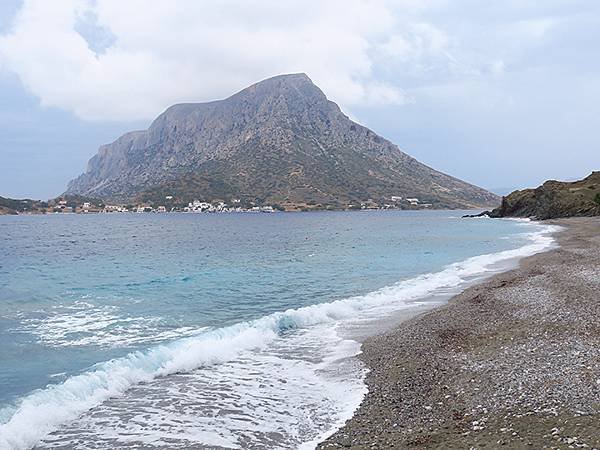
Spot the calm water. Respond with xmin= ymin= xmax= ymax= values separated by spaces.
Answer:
xmin=0 ymin=211 xmax=557 ymax=449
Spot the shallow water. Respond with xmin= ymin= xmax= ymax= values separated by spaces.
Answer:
xmin=0 ymin=211 xmax=558 ymax=449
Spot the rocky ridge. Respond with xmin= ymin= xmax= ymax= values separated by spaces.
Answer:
xmin=483 ymin=172 xmax=600 ymax=219
xmin=66 ymin=73 xmax=498 ymax=210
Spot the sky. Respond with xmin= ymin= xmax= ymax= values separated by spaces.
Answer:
xmin=0 ymin=0 xmax=599 ymax=199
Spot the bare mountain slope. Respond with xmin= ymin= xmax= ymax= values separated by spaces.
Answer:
xmin=66 ymin=73 xmax=498 ymax=209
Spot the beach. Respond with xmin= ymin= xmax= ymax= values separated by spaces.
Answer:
xmin=319 ymin=217 xmax=600 ymax=449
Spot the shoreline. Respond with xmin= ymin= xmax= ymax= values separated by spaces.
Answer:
xmin=319 ymin=217 xmax=600 ymax=449
xmin=0 ymin=207 xmax=494 ymax=216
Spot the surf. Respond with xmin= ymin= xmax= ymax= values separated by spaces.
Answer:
xmin=0 ymin=221 xmax=560 ymax=449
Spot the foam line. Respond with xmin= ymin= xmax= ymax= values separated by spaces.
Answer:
xmin=0 ymin=222 xmax=560 ymax=449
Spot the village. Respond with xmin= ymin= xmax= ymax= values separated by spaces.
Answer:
xmin=42 ymin=195 xmax=433 ymax=214
xmin=48 ymin=198 xmax=280 ymax=214
xmin=2 ymin=194 xmax=436 ymax=215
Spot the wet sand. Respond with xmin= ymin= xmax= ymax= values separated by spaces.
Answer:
xmin=319 ymin=217 xmax=600 ymax=449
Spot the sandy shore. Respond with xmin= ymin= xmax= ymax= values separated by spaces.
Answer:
xmin=319 ymin=217 xmax=600 ymax=449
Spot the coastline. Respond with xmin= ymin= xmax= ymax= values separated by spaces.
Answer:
xmin=0 ymin=212 xmax=550 ymax=449
xmin=319 ymin=217 xmax=600 ymax=449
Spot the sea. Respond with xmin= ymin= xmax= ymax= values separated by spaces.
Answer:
xmin=0 ymin=210 xmax=559 ymax=449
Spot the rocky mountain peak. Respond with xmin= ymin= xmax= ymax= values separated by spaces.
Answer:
xmin=66 ymin=74 xmax=499 ymax=210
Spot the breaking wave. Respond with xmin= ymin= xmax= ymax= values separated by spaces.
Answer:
xmin=0 ymin=222 xmax=560 ymax=449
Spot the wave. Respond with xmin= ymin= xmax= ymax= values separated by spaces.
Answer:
xmin=14 ymin=301 xmax=209 ymax=348
xmin=0 ymin=222 xmax=560 ymax=449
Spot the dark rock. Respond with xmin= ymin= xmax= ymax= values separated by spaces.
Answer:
xmin=462 ymin=211 xmax=491 ymax=218
xmin=469 ymin=172 xmax=600 ymax=220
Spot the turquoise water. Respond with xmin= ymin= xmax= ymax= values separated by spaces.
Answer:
xmin=0 ymin=211 xmax=557 ymax=449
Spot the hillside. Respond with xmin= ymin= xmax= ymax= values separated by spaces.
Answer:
xmin=487 ymin=172 xmax=600 ymax=219
xmin=0 ymin=205 xmax=17 ymax=215
xmin=66 ymin=73 xmax=499 ymax=210
xmin=0 ymin=196 xmax=47 ymax=214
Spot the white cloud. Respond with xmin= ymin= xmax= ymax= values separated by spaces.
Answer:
xmin=0 ymin=0 xmax=407 ymax=121
xmin=511 ymin=17 xmax=559 ymax=40
xmin=379 ymin=23 xmax=450 ymax=63
xmin=0 ymin=0 xmax=581 ymax=124
xmin=490 ymin=60 xmax=506 ymax=76
xmin=375 ymin=20 xmax=488 ymax=81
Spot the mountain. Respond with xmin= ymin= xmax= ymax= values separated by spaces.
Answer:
xmin=66 ymin=73 xmax=499 ymax=210
xmin=486 ymin=172 xmax=600 ymax=219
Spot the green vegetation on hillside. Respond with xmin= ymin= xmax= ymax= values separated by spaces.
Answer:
xmin=488 ymin=172 xmax=600 ymax=219
xmin=0 ymin=196 xmax=47 ymax=214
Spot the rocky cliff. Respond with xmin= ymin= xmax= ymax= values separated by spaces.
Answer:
xmin=66 ymin=73 xmax=499 ymax=209
xmin=487 ymin=172 xmax=600 ymax=219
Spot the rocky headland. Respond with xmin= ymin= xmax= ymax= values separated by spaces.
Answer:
xmin=469 ymin=172 xmax=600 ymax=220
xmin=0 ymin=196 xmax=48 ymax=215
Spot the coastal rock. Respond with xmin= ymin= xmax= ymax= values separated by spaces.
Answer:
xmin=486 ymin=172 xmax=600 ymax=219
xmin=0 ymin=195 xmax=47 ymax=214
xmin=0 ymin=206 xmax=17 ymax=215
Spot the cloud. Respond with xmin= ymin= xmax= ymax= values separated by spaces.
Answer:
xmin=379 ymin=23 xmax=450 ymax=63
xmin=0 ymin=0 xmax=408 ymax=121
xmin=513 ymin=17 xmax=559 ymax=40
xmin=0 ymin=0 xmax=594 ymax=125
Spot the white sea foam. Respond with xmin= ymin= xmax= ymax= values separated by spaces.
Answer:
xmin=41 ymin=326 xmax=366 ymax=449
xmin=14 ymin=301 xmax=207 ymax=348
xmin=0 ymin=222 xmax=560 ymax=450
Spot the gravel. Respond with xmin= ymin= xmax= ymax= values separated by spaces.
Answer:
xmin=318 ymin=217 xmax=600 ymax=449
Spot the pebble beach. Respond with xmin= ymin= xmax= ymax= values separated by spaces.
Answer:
xmin=320 ymin=217 xmax=600 ymax=449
